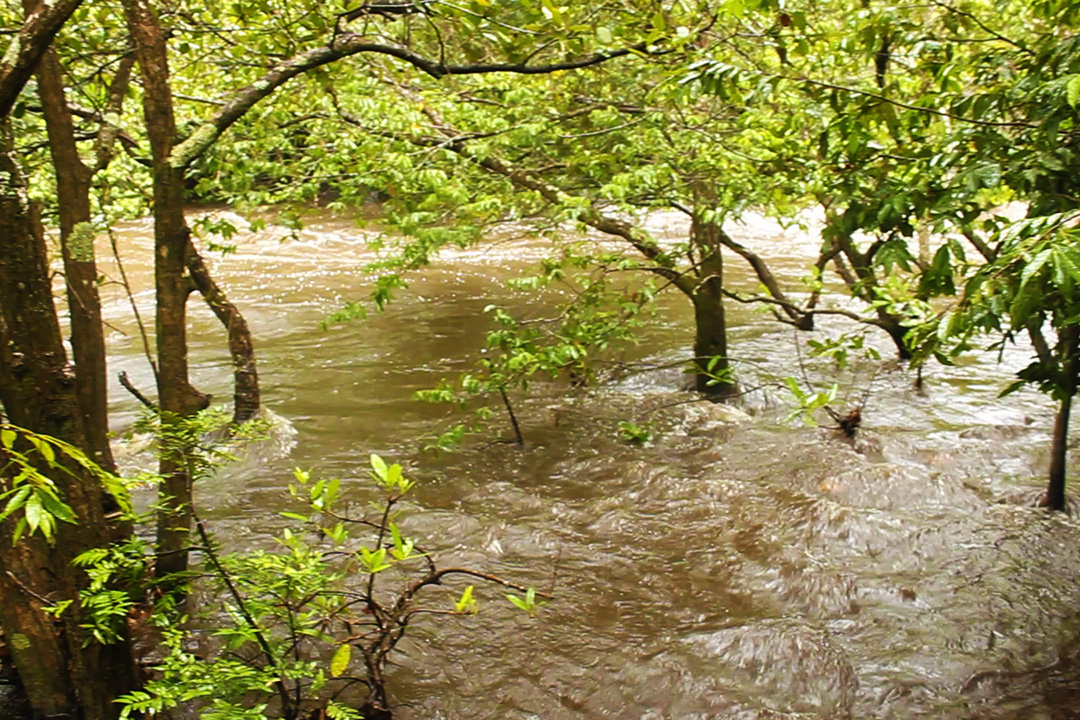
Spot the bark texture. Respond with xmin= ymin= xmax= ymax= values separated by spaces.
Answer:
xmin=186 ymin=240 xmax=261 ymax=423
xmin=122 ymin=0 xmax=210 ymax=580
xmin=30 ymin=16 xmax=115 ymax=471
xmin=0 ymin=120 xmax=137 ymax=720
xmin=689 ymin=214 xmax=734 ymax=397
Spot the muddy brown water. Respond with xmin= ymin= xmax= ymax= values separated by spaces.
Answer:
xmin=95 ymin=209 xmax=1080 ymax=719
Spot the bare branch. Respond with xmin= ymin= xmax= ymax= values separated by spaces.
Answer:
xmin=715 ymin=228 xmax=806 ymax=325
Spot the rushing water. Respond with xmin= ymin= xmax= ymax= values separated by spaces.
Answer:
xmin=96 ymin=209 xmax=1080 ymax=719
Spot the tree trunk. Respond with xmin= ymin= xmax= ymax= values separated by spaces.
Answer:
xmin=0 ymin=120 xmax=137 ymax=720
xmin=30 ymin=20 xmax=115 ymax=471
xmin=881 ymin=317 xmax=912 ymax=360
xmin=692 ymin=279 xmax=733 ymax=396
xmin=689 ymin=214 xmax=735 ymax=398
xmin=186 ymin=241 xmax=261 ymax=423
xmin=1046 ymin=392 xmax=1072 ymax=512
xmin=122 ymin=0 xmax=209 ymax=580
xmin=1046 ymin=329 xmax=1079 ymax=512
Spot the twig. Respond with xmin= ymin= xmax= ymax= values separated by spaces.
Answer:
xmin=105 ymin=219 xmax=158 ymax=380
xmin=118 ymin=371 xmax=158 ymax=411
xmin=191 ymin=511 xmax=293 ymax=716
xmin=5 ymin=571 xmax=52 ymax=605
xmin=499 ymin=388 xmax=524 ymax=447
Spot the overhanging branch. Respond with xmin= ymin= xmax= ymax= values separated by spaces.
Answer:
xmin=168 ymin=33 xmax=655 ymax=169
xmin=333 ymin=93 xmax=696 ymax=295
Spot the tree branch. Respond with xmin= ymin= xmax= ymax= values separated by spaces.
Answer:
xmin=0 ymin=0 xmax=85 ymax=118
xmin=336 ymin=97 xmax=697 ymax=295
xmin=792 ymin=75 xmax=1036 ymax=129
xmin=715 ymin=228 xmax=806 ymax=325
xmin=168 ymin=33 xmax=653 ymax=169
xmin=720 ymin=288 xmax=887 ymax=329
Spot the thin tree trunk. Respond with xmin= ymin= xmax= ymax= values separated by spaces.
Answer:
xmin=30 ymin=16 xmax=115 ymax=471
xmin=1046 ymin=392 xmax=1072 ymax=512
xmin=122 ymin=0 xmax=209 ymax=581
xmin=186 ymin=241 xmax=261 ymax=423
xmin=499 ymin=388 xmax=524 ymax=446
xmin=689 ymin=213 xmax=735 ymax=398
xmin=1046 ymin=329 xmax=1079 ymax=512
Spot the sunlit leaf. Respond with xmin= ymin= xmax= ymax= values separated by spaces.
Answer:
xmin=329 ymin=643 xmax=351 ymax=678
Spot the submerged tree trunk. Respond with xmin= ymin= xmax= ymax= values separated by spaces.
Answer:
xmin=689 ymin=213 xmax=735 ymax=398
xmin=0 ymin=120 xmax=137 ymax=720
xmin=31 ymin=23 xmax=115 ymax=471
xmin=123 ymin=0 xmax=210 ymax=580
xmin=692 ymin=277 xmax=732 ymax=396
xmin=186 ymin=241 xmax=261 ymax=423
xmin=1046 ymin=392 xmax=1072 ymax=512
xmin=1045 ymin=329 xmax=1079 ymax=512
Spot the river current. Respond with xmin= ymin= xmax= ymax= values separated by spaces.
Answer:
xmin=96 ymin=209 xmax=1080 ymax=719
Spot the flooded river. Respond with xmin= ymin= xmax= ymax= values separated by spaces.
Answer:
xmin=96 ymin=209 xmax=1080 ymax=719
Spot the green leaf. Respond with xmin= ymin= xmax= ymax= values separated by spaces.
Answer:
xmin=11 ymin=518 xmax=26 ymax=545
xmin=359 ymin=546 xmax=391 ymax=573
xmin=24 ymin=494 xmax=45 ymax=536
xmin=1068 ymin=75 xmax=1080 ymax=109
xmin=1021 ymin=248 xmax=1052 ymax=288
xmin=999 ymin=380 xmax=1027 ymax=398
xmin=330 ymin=643 xmax=351 ymax=678
xmin=1 ymin=427 xmax=15 ymax=448
xmin=29 ymin=436 xmax=55 ymax=465
xmin=0 ymin=486 xmax=31 ymax=524
xmin=386 ymin=463 xmax=402 ymax=488
xmin=506 ymin=593 xmax=530 ymax=612
xmin=370 ymin=454 xmax=388 ymax=481
xmin=596 ymin=26 xmax=613 ymax=44
xmin=540 ymin=0 xmax=561 ymax=23
xmin=38 ymin=492 xmax=75 ymax=524
xmin=1054 ymin=247 xmax=1080 ymax=283
xmin=455 ymin=585 xmax=477 ymax=613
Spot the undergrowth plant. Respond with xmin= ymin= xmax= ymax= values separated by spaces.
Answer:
xmin=8 ymin=409 xmax=539 ymax=719
xmin=117 ymin=453 xmax=540 ymax=720
xmin=415 ymin=250 xmax=657 ymax=449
